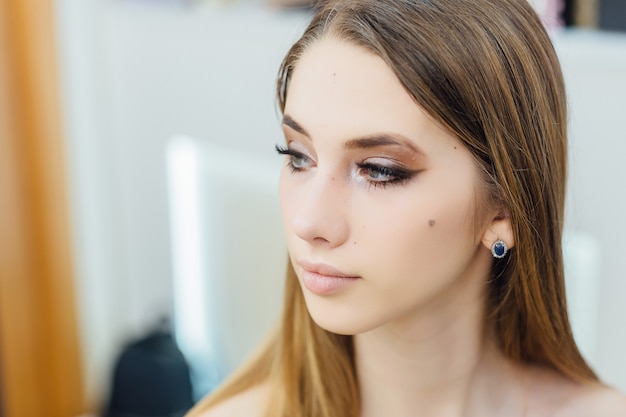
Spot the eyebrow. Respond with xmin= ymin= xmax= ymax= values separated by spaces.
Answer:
xmin=282 ymin=114 xmax=424 ymax=155
xmin=344 ymin=134 xmax=421 ymax=154
xmin=282 ymin=115 xmax=310 ymax=137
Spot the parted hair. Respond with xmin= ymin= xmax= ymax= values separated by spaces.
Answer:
xmin=187 ymin=1 xmax=597 ymax=416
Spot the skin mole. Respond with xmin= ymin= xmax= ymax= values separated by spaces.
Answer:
xmin=428 ymin=220 xmax=436 ymax=227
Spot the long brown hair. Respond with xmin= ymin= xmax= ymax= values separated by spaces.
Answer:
xmin=188 ymin=1 xmax=596 ymax=416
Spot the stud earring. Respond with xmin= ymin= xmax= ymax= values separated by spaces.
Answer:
xmin=491 ymin=239 xmax=508 ymax=258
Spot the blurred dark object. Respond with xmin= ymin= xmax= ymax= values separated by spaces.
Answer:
xmin=266 ymin=0 xmax=322 ymax=9
xmin=562 ymin=0 xmax=626 ymax=30
xmin=562 ymin=0 xmax=576 ymax=26
xmin=104 ymin=327 xmax=194 ymax=417
xmin=599 ymin=0 xmax=626 ymax=31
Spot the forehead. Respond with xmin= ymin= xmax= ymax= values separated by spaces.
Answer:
xmin=289 ymin=37 xmax=402 ymax=100
xmin=285 ymin=38 xmax=422 ymax=136
xmin=284 ymin=37 xmax=456 ymax=154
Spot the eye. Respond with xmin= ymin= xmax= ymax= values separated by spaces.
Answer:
xmin=355 ymin=161 xmax=415 ymax=188
xmin=275 ymin=145 xmax=314 ymax=172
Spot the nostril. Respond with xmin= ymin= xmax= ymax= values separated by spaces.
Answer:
xmin=313 ymin=236 xmax=331 ymax=244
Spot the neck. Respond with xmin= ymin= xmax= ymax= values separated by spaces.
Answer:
xmin=354 ymin=285 xmax=524 ymax=417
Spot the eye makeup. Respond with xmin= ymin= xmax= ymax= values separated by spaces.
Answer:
xmin=275 ymin=145 xmax=313 ymax=173
xmin=278 ymin=115 xmax=427 ymax=189
xmin=354 ymin=161 xmax=416 ymax=189
xmin=276 ymin=144 xmax=419 ymax=188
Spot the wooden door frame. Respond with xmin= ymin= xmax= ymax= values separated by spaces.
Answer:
xmin=0 ymin=0 xmax=86 ymax=416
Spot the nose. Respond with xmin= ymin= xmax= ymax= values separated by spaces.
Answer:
xmin=286 ymin=173 xmax=350 ymax=249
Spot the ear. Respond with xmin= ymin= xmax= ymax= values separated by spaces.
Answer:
xmin=481 ymin=210 xmax=515 ymax=253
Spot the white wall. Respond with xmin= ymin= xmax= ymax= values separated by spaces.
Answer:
xmin=54 ymin=0 xmax=626 ymax=405
xmin=555 ymin=31 xmax=626 ymax=389
xmin=55 ymin=0 xmax=308 ymax=405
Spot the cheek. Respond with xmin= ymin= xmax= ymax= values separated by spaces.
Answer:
xmin=278 ymin=172 xmax=289 ymax=215
xmin=278 ymin=172 xmax=296 ymax=224
xmin=278 ymin=172 xmax=307 ymax=250
xmin=353 ymin=186 xmax=478 ymax=285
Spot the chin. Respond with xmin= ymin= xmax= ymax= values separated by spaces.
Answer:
xmin=310 ymin=316 xmax=361 ymax=336
xmin=303 ymin=294 xmax=385 ymax=336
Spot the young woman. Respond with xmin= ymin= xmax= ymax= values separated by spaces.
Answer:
xmin=187 ymin=0 xmax=626 ymax=416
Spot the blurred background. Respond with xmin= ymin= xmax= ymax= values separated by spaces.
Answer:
xmin=0 ymin=1 xmax=625 ymax=416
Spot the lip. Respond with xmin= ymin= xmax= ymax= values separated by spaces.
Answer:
xmin=298 ymin=260 xmax=361 ymax=295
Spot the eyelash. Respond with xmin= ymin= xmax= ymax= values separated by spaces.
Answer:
xmin=355 ymin=162 xmax=413 ymax=188
xmin=275 ymin=145 xmax=311 ymax=173
xmin=275 ymin=145 xmax=415 ymax=189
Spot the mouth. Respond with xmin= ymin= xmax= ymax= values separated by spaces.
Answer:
xmin=297 ymin=260 xmax=361 ymax=295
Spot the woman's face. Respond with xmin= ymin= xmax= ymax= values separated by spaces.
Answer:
xmin=279 ymin=38 xmax=496 ymax=335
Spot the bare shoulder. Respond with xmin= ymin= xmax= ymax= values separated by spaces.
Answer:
xmin=554 ymin=384 xmax=626 ymax=417
xmin=191 ymin=383 xmax=272 ymax=417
